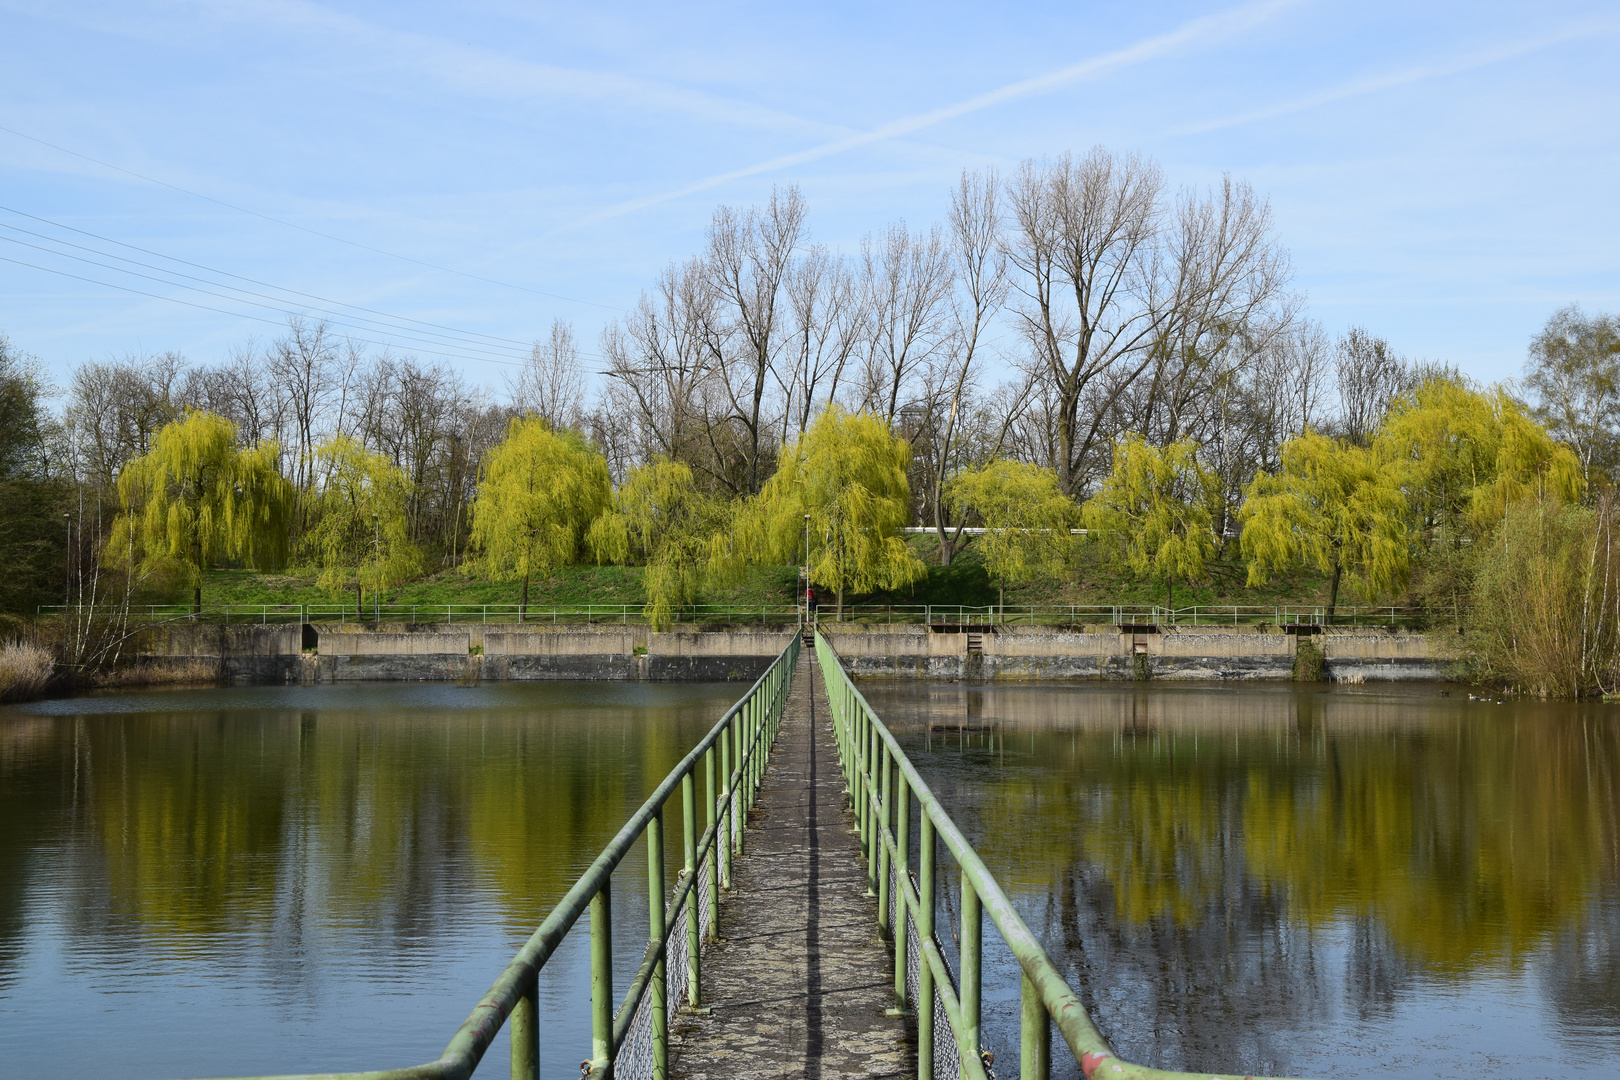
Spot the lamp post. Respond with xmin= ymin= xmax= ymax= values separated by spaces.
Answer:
xmin=372 ymin=512 xmax=380 ymax=624
xmin=803 ymin=513 xmax=810 ymax=626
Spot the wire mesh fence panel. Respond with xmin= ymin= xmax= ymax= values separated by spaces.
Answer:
xmin=613 ymin=854 xmax=714 ymax=1080
xmin=891 ymin=855 xmax=976 ymax=1080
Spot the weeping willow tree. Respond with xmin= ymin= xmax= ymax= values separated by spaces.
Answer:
xmin=1378 ymin=377 xmax=1584 ymax=533
xmin=1084 ymin=435 xmax=1218 ymax=611
xmin=302 ymin=437 xmax=422 ymax=617
xmin=1375 ymin=376 xmax=1584 ymax=617
xmin=109 ymin=410 xmax=293 ymax=613
xmin=588 ymin=458 xmax=720 ymax=629
xmin=947 ymin=460 xmax=1078 ymax=616
xmin=469 ymin=418 xmax=610 ymax=620
xmin=730 ymin=406 xmax=924 ymax=619
xmin=1239 ymin=431 xmax=1409 ymax=618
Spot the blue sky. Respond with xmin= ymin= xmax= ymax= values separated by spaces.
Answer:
xmin=1 ymin=0 xmax=1616 ymax=392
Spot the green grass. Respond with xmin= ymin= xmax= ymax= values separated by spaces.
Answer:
xmin=172 ymin=535 xmax=1345 ymax=615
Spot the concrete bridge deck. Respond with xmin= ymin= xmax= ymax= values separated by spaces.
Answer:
xmin=669 ymin=650 xmax=915 ymax=1078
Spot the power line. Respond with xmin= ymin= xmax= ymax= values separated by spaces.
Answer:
xmin=0 ymin=121 xmax=625 ymax=312
xmin=0 ymin=225 xmax=539 ymax=364
xmin=0 ymin=204 xmax=539 ymax=352
xmin=0 ymin=231 xmax=536 ymax=366
xmin=0 ymin=254 xmax=523 ymax=368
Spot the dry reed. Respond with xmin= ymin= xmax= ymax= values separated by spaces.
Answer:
xmin=0 ymin=640 xmax=54 ymax=702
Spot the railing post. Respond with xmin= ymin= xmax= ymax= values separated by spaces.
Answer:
xmin=682 ymin=773 xmax=701 ymax=1006
xmin=877 ymin=744 xmax=892 ymax=934
xmin=704 ymin=745 xmax=719 ymax=937
xmin=510 ymin=978 xmax=538 ymax=1080
xmin=961 ymin=876 xmax=982 ymax=1073
xmin=589 ymin=880 xmax=612 ymax=1074
xmin=866 ymin=719 xmax=880 ymax=897
xmin=1021 ymin=970 xmax=1051 ymax=1080
xmin=918 ymin=813 xmax=936 ymax=1080
xmin=892 ymin=772 xmax=910 ymax=1015
xmin=718 ymin=728 xmax=732 ymax=889
xmin=647 ymin=808 xmax=668 ymax=1080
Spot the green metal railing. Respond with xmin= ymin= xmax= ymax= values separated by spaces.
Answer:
xmin=180 ymin=634 xmax=799 ymax=1080
xmin=815 ymin=631 xmax=1305 ymax=1080
xmin=36 ymin=601 xmax=1447 ymax=629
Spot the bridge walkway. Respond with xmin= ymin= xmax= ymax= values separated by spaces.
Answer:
xmin=668 ymin=648 xmax=915 ymax=1078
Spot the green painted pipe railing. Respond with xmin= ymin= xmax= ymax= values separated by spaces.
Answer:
xmin=177 ymin=632 xmax=800 ymax=1080
xmin=814 ymin=631 xmax=1306 ymax=1080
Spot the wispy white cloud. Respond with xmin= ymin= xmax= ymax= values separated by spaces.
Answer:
xmin=563 ymin=0 xmax=1306 ymax=229
xmin=199 ymin=0 xmax=848 ymax=137
xmin=1157 ymin=17 xmax=1620 ymax=139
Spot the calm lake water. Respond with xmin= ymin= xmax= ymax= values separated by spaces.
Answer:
xmin=0 ymin=681 xmax=735 ymax=1080
xmin=4 ymin=680 xmax=1618 ymax=1079
xmin=862 ymin=681 xmax=1620 ymax=1080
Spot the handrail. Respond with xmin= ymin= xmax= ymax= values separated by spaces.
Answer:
xmin=34 ymin=601 xmax=1450 ymax=629
xmin=176 ymin=632 xmax=801 ymax=1080
xmin=814 ymin=631 xmax=1308 ymax=1080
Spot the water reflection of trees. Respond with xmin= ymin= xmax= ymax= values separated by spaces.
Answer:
xmin=873 ymin=684 xmax=1620 ymax=1070
xmin=0 ymin=697 xmax=715 ymax=998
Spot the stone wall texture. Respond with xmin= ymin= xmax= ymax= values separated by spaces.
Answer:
xmin=132 ymin=623 xmax=1460 ymax=684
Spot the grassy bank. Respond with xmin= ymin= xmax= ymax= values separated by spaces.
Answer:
xmin=160 ymin=535 xmax=1345 ymax=615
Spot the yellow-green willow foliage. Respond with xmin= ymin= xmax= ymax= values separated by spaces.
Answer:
xmin=469 ymin=417 xmax=611 ymax=618
xmin=1084 ymin=435 xmax=1218 ymax=609
xmin=732 ymin=406 xmax=924 ymax=618
xmin=1239 ymin=431 xmax=1409 ymax=616
xmin=108 ymin=409 xmax=292 ymax=612
xmin=1377 ymin=377 xmax=1584 ymax=536
xmin=588 ymin=458 xmax=721 ymax=629
xmin=303 ymin=436 xmax=423 ymax=615
xmin=1470 ymin=496 xmax=1620 ymax=697
xmin=948 ymin=460 xmax=1078 ymax=612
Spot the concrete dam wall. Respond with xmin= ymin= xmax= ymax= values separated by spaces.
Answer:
xmin=131 ymin=623 xmax=1460 ymax=684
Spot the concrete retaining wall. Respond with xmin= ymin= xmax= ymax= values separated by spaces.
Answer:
xmin=133 ymin=622 xmax=1460 ymax=684
xmin=821 ymin=625 xmax=1456 ymax=682
xmin=135 ymin=624 xmax=791 ymax=684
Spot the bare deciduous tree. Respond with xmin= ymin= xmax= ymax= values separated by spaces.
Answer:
xmin=1335 ymin=327 xmax=1410 ymax=446
xmin=856 ymin=221 xmax=954 ymax=425
xmin=511 ymin=319 xmax=587 ymax=430
xmin=703 ymin=185 xmax=805 ymax=494
xmin=1525 ymin=304 xmax=1620 ymax=485
xmin=1006 ymin=148 xmax=1291 ymax=496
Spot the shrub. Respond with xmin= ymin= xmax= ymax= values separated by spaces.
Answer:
xmin=1470 ymin=497 xmax=1620 ymax=697
xmin=0 ymin=640 xmax=53 ymax=701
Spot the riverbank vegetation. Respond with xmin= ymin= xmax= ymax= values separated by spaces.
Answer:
xmin=4 ymin=152 xmax=1618 ymax=693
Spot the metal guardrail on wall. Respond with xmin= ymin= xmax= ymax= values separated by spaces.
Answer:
xmin=174 ymin=634 xmax=799 ymax=1080
xmin=815 ymin=631 xmax=1306 ymax=1080
xmin=36 ymin=602 xmax=1446 ymax=629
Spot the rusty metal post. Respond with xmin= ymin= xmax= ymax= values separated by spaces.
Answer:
xmin=918 ymin=813 xmax=936 ymax=1080
xmin=647 ymin=808 xmax=668 ymax=1080
xmin=681 ymin=772 xmax=700 ymax=1005
xmin=509 ymin=980 xmax=537 ymax=1080
xmin=589 ymin=880 xmax=612 ymax=1074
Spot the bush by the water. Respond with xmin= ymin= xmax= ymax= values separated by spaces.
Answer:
xmin=1471 ymin=497 xmax=1620 ymax=697
xmin=0 ymin=640 xmax=52 ymax=701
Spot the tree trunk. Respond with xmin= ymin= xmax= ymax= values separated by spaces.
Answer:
xmin=836 ymin=582 xmax=844 ymax=622
xmin=1327 ymin=557 xmax=1343 ymax=623
xmin=1166 ymin=576 xmax=1173 ymax=613
xmin=356 ymin=580 xmax=363 ymax=619
xmin=521 ymin=574 xmax=529 ymax=623
xmin=998 ymin=582 xmax=1005 ymax=625
xmin=193 ymin=584 xmax=202 ymax=616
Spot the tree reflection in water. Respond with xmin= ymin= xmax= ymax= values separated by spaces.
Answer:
xmin=869 ymin=681 xmax=1620 ymax=1078
xmin=0 ymin=682 xmax=728 ymax=1079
